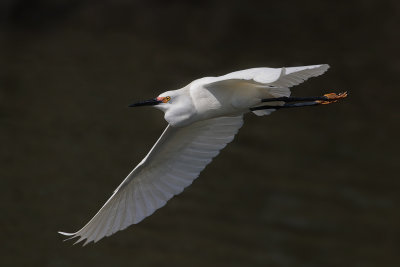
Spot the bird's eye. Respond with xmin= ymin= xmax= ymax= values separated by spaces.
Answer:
xmin=164 ymin=96 xmax=171 ymax=103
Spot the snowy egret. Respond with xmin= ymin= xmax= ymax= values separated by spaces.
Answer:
xmin=59 ymin=64 xmax=347 ymax=245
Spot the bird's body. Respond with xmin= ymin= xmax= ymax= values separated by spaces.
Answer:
xmin=157 ymin=65 xmax=329 ymax=126
xmin=60 ymin=64 xmax=347 ymax=245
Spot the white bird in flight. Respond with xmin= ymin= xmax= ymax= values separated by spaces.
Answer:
xmin=59 ymin=64 xmax=347 ymax=245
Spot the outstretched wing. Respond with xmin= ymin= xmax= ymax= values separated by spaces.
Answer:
xmin=205 ymin=64 xmax=329 ymax=91
xmin=194 ymin=64 xmax=329 ymax=116
xmin=59 ymin=115 xmax=244 ymax=245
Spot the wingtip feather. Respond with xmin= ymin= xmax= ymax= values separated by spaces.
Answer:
xmin=58 ymin=231 xmax=75 ymax=236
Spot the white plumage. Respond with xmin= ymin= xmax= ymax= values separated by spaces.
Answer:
xmin=60 ymin=64 xmax=332 ymax=245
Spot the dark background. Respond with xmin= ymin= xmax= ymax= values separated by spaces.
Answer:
xmin=1 ymin=0 xmax=399 ymax=266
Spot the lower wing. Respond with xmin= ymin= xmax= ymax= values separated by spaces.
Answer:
xmin=59 ymin=115 xmax=244 ymax=245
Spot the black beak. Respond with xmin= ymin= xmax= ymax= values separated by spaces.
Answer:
xmin=128 ymin=98 xmax=162 ymax=107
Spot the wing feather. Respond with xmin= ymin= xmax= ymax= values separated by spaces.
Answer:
xmin=203 ymin=64 xmax=329 ymax=97
xmin=195 ymin=65 xmax=329 ymax=117
xmin=59 ymin=115 xmax=243 ymax=245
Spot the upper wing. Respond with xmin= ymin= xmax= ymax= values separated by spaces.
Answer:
xmin=59 ymin=115 xmax=244 ymax=245
xmin=193 ymin=64 xmax=329 ymax=116
xmin=204 ymin=64 xmax=329 ymax=90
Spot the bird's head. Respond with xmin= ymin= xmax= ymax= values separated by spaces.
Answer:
xmin=129 ymin=89 xmax=196 ymax=127
xmin=128 ymin=95 xmax=171 ymax=108
xmin=128 ymin=89 xmax=189 ymax=111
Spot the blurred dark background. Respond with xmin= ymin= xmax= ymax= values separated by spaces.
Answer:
xmin=1 ymin=0 xmax=399 ymax=266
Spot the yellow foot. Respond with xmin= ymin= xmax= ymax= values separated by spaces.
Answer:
xmin=316 ymin=92 xmax=348 ymax=104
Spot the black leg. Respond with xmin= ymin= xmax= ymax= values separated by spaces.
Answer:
xmin=250 ymin=101 xmax=320 ymax=111
xmin=261 ymin=96 xmax=329 ymax=102
xmin=251 ymin=92 xmax=348 ymax=111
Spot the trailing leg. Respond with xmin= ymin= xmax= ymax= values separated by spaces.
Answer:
xmin=251 ymin=92 xmax=347 ymax=111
